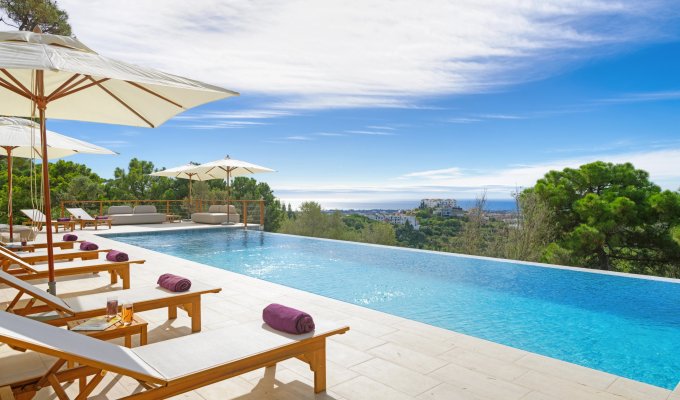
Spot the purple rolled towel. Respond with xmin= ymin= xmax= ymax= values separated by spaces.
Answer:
xmin=262 ymin=303 xmax=315 ymax=334
xmin=157 ymin=273 xmax=191 ymax=292
xmin=57 ymin=217 xmax=70 ymax=222
xmin=95 ymin=215 xmax=109 ymax=220
xmin=106 ymin=250 xmax=129 ymax=262
xmin=63 ymin=233 xmax=78 ymax=241
xmin=79 ymin=241 xmax=98 ymax=251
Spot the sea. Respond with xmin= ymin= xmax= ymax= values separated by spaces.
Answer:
xmin=321 ymin=199 xmax=517 ymax=212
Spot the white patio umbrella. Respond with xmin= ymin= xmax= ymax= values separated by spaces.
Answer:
xmin=149 ymin=163 xmax=219 ymax=212
xmin=0 ymin=29 xmax=238 ymax=294
xmin=184 ymin=156 xmax=275 ymax=223
xmin=0 ymin=117 xmax=116 ymax=241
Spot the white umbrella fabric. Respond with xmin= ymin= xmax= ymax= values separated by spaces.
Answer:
xmin=184 ymin=156 xmax=274 ymax=223
xmin=149 ymin=164 xmax=219 ymax=212
xmin=0 ymin=29 xmax=238 ymax=294
xmin=0 ymin=117 xmax=116 ymax=241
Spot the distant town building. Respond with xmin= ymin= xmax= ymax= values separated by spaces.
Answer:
xmin=366 ymin=212 xmax=420 ymax=230
xmin=420 ymin=198 xmax=464 ymax=217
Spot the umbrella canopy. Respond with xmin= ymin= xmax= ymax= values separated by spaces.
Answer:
xmin=185 ymin=156 xmax=275 ymax=181
xmin=184 ymin=156 xmax=275 ymax=223
xmin=0 ymin=117 xmax=116 ymax=158
xmin=0 ymin=29 xmax=238 ymax=294
xmin=0 ymin=117 xmax=116 ymax=241
xmin=149 ymin=163 xmax=218 ymax=181
xmin=150 ymin=163 xmax=220 ymax=211
xmin=0 ymin=31 xmax=238 ymax=127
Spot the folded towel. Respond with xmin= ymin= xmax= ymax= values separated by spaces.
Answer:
xmin=79 ymin=241 xmax=98 ymax=251
xmin=106 ymin=250 xmax=129 ymax=262
xmin=57 ymin=217 xmax=70 ymax=222
xmin=63 ymin=233 xmax=78 ymax=241
xmin=95 ymin=215 xmax=109 ymax=220
xmin=262 ymin=303 xmax=315 ymax=334
xmin=157 ymin=273 xmax=191 ymax=292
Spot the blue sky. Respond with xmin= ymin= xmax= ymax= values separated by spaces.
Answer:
xmin=38 ymin=1 xmax=680 ymax=208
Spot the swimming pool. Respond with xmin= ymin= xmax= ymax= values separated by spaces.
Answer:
xmin=108 ymin=228 xmax=680 ymax=389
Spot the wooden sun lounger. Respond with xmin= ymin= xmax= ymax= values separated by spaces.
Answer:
xmin=2 ymin=246 xmax=108 ymax=264
xmin=20 ymin=209 xmax=75 ymax=233
xmin=0 ymin=247 xmax=143 ymax=289
xmin=0 ymin=270 xmax=221 ymax=332
xmin=0 ymin=310 xmax=348 ymax=399
xmin=1 ymin=240 xmax=82 ymax=252
xmin=66 ymin=208 xmax=112 ymax=230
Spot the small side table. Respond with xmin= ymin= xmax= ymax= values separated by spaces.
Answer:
xmin=166 ymin=214 xmax=181 ymax=223
xmin=67 ymin=315 xmax=148 ymax=348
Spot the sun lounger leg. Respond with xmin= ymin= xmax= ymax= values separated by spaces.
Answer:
xmin=305 ymin=342 xmax=327 ymax=393
xmin=120 ymin=267 xmax=130 ymax=289
xmin=191 ymin=296 xmax=201 ymax=332
xmin=110 ymin=270 xmax=118 ymax=285
xmin=168 ymin=305 xmax=177 ymax=319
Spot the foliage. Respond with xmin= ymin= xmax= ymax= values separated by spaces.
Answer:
xmin=279 ymin=202 xmax=396 ymax=245
xmin=532 ymin=161 xmax=680 ymax=276
xmin=0 ymin=0 xmax=72 ymax=35
xmin=503 ymin=190 xmax=557 ymax=262
xmin=229 ymin=176 xmax=284 ymax=232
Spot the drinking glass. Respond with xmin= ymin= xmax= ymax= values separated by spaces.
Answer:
xmin=106 ymin=296 xmax=118 ymax=319
xmin=122 ymin=303 xmax=134 ymax=325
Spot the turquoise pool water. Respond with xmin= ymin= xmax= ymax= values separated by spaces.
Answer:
xmin=108 ymin=228 xmax=680 ymax=389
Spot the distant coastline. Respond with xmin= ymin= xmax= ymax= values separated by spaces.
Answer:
xmin=318 ymin=199 xmax=517 ymax=212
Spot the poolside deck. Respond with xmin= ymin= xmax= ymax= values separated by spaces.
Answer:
xmin=1 ymin=222 xmax=678 ymax=400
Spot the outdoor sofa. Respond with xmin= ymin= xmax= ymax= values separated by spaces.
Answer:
xmin=107 ymin=205 xmax=166 ymax=225
xmin=191 ymin=204 xmax=240 ymax=224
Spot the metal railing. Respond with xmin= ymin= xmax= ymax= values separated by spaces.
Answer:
xmin=59 ymin=199 xmax=265 ymax=227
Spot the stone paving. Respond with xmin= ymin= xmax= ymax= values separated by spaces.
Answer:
xmin=1 ymin=222 xmax=678 ymax=399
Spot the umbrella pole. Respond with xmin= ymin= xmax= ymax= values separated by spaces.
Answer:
xmin=36 ymin=71 xmax=57 ymax=295
xmin=3 ymin=147 xmax=13 ymax=242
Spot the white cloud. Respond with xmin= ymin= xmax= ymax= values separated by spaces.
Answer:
xmin=346 ymin=130 xmax=396 ymax=136
xmin=175 ymin=110 xmax=293 ymax=120
xmin=595 ymin=90 xmax=680 ymax=104
xmin=285 ymin=135 xmax=313 ymax=141
xmin=60 ymin=0 xmax=672 ymax=109
xmin=273 ymin=148 xmax=680 ymax=206
xmin=316 ymin=132 xmax=346 ymax=137
xmin=401 ymin=167 xmax=464 ymax=179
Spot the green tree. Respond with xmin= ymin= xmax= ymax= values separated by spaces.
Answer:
xmin=533 ymin=161 xmax=680 ymax=275
xmin=229 ymin=176 xmax=284 ymax=231
xmin=0 ymin=0 xmax=72 ymax=35
xmin=104 ymin=158 xmax=178 ymax=200
xmin=503 ymin=190 xmax=557 ymax=262
xmin=395 ymin=220 xmax=425 ymax=248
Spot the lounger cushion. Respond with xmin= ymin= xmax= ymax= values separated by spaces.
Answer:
xmin=62 ymin=282 xmax=219 ymax=313
xmin=192 ymin=205 xmax=240 ymax=224
xmin=108 ymin=205 xmax=165 ymax=225
xmin=0 ymin=311 xmax=164 ymax=382
xmin=133 ymin=205 xmax=158 ymax=214
xmin=133 ymin=320 xmax=341 ymax=380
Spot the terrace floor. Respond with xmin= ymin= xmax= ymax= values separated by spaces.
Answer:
xmin=1 ymin=222 xmax=679 ymax=400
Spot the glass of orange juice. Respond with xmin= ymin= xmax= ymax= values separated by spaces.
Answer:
xmin=121 ymin=302 xmax=133 ymax=325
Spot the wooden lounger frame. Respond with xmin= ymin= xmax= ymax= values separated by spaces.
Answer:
xmin=1 ymin=240 xmax=82 ymax=253
xmin=0 ymin=247 xmax=143 ymax=289
xmin=0 ymin=310 xmax=348 ymax=400
xmin=0 ymin=270 xmax=221 ymax=332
